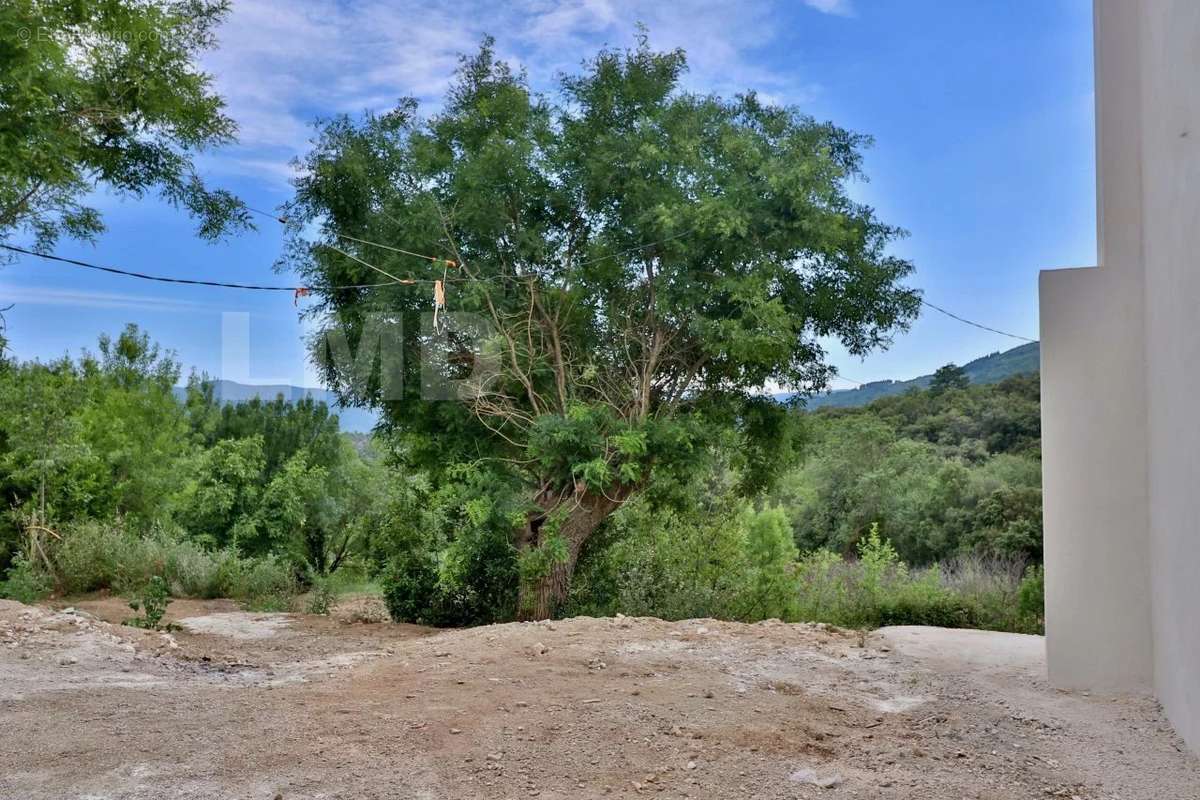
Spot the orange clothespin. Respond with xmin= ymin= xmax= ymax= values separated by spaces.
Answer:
xmin=293 ymin=287 xmax=311 ymax=306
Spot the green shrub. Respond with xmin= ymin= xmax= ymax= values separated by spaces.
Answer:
xmin=1018 ymin=564 xmax=1045 ymax=626
xmin=878 ymin=567 xmax=977 ymax=628
xmin=231 ymin=555 xmax=297 ymax=611
xmin=162 ymin=540 xmax=222 ymax=598
xmin=794 ymin=549 xmax=850 ymax=623
xmin=935 ymin=555 xmax=1036 ymax=633
xmin=375 ymin=470 xmax=522 ymax=627
xmin=567 ymin=497 xmax=748 ymax=621
xmin=209 ymin=548 xmax=249 ymax=597
xmin=792 ymin=528 xmax=1036 ymax=632
xmin=0 ymin=556 xmax=52 ymax=604
xmin=52 ymin=520 xmax=138 ymax=594
xmin=305 ymin=575 xmax=335 ymax=615
xmin=44 ymin=520 xmax=299 ymax=609
xmin=125 ymin=575 xmax=173 ymax=630
xmin=382 ymin=550 xmax=445 ymax=624
xmin=737 ymin=508 xmax=800 ymax=621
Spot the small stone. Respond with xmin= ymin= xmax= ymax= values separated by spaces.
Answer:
xmin=686 ymin=761 xmax=697 ymax=770
xmin=450 ymin=728 xmax=462 ymax=734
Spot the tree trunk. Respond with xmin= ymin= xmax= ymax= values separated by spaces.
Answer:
xmin=517 ymin=490 xmax=627 ymax=620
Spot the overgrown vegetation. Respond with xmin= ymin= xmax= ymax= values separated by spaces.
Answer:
xmin=0 ymin=327 xmax=1044 ymax=633
xmin=379 ymin=366 xmax=1045 ymax=632
xmin=0 ymin=326 xmax=378 ymax=611
xmin=0 ymin=22 xmax=1046 ymax=636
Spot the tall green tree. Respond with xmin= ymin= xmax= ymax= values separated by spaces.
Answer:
xmin=287 ymin=38 xmax=919 ymax=618
xmin=242 ymin=441 xmax=383 ymax=578
xmin=75 ymin=325 xmax=191 ymax=524
xmin=0 ymin=0 xmax=246 ymax=249
xmin=929 ymin=363 xmax=969 ymax=394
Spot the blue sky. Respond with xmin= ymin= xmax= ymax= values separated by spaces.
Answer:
xmin=2 ymin=0 xmax=1096 ymax=390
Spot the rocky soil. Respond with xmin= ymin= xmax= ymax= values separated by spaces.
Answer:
xmin=0 ymin=597 xmax=1196 ymax=799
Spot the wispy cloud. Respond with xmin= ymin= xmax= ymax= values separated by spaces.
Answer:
xmin=0 ymin=284 xmax=221 ymax=314
xmin=803 ymin=0 xmax=854 ymax=16
xmin=200 ymin=0 xmax=818 ymax=184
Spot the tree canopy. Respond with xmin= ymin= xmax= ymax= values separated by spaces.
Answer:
xmin=286 ymin=36 xmax=920 ymax=618
xmin=0 ymin=0 xmax=246 ymax=249
xmin=930 ymin=363 xmax=970 ymax=394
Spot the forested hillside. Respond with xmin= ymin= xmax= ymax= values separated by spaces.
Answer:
xmin=802 ymin=341 xmax=1040 ymax=409
xmin=782 ymin=369 xmax=1041 ymax=564
xmin=171 ymin=380 xmax=378 ymax=433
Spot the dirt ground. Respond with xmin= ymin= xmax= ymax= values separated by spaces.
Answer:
xmin=0 ymin=597 xmax=1196 ymax=800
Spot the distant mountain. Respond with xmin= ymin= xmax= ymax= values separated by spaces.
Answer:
xmin=173 ymin=343 xmax=1041 ymax=427
xmin=172 ymin=379 xmax=379 ymax=433
xmin=794 ymin=341 xmax=1040 ymax=410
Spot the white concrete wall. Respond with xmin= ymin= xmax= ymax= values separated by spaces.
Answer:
xmin=1041 ymin=0 xmax=1200 ymax=752
xmin=1040 ymin=264 xmax=1154 ymax=691
xmin=1137 ymin=0 xmax=1200 ymax=753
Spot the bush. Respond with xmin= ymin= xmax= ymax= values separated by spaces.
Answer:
xmin=0 ymin=556 xmax=52 ymax=604
xmin=567 ymin=500 xmax=803 ymax=623
xmin=567 ymin=498 xmax=748 ymax=621
xmin=219 ymin=554 xmax=298 ymax=611
xmin=376 ymin=469 xmax=522 ymax=627
xmin=736 ymin=508 xmax=799 ymax=621
xmin=793 ymin=527 xmax=1040 ymax=632
xmin=1018 ymin=564 xmax=1045 ymax=625
xmin=52 ymin=520 xmax=146 ymax=594
xmin=125 ymin=575 xmax=173 ymax=630
xmin=937 ymin=554 xmax=1037 ymax=633
xmin=877 ymin=567 xmax=977 ymax=628
xmin=44 ymin=520 xmax=298 ymax=609
xmin=163 ymin=540 xmax=223 ymax=598
xmin=305 ymin=575 xmax=335 ymax=615
xmin=381 ymin=550 xmax=444 ymax=624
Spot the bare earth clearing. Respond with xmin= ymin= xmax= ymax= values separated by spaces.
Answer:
xmin=0 ymin=598 xmax=1196 ymax=799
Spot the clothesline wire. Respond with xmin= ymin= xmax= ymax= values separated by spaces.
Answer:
xmin=0 ymin=243 xmax=400 ymax=291
xmin=919 ymin=299 xmax=1036 ymax=343
xmin=3 ymin=229 xmax=1039 ymax=344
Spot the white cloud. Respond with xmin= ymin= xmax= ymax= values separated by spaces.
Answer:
xmin=0 ymin=284 xmax=221 ymax=313
xmin=200 ymin=0 xmax=818 ymax=182
xmin=802 ymin=0 xmax=854 ymax=16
